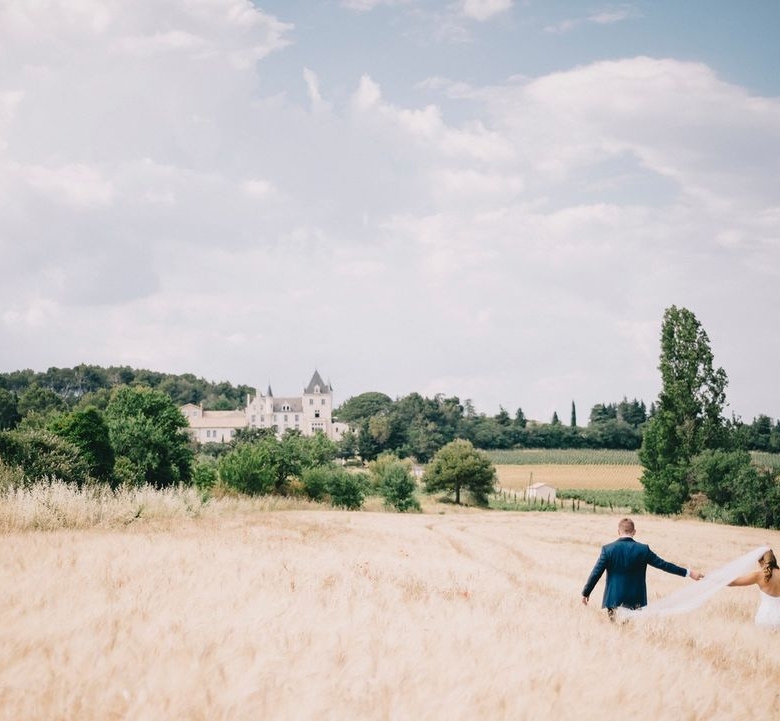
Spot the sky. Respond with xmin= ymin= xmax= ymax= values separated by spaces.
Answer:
xmin=1 ymin=0 xmax=779 ymax=423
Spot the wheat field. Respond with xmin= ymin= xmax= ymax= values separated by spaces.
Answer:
xmin=1 ymin=503 xmax=778 ymax=721
xmin=495 ymin=464 xmax=643 ymax=490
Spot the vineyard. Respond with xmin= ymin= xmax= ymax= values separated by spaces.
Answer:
xmin=751 ymin=451 xmax=780 ymax=469
xmin=486 ymin=449 xmax=640 ymax=465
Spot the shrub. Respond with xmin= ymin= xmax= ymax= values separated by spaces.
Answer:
xmin=192 ymin=455 xmax=219 ymax=491
xmin=368 ymin=452 xmax=412 ymax=489
xmin=379 ymin=464 xmax=420 ymax=512
xmin=218 ymin=443 xmax=277 ymax=495
xmin=327 ymin=469 xmax=368 ymax=510
xmin=301 ymin=467 xmax=332 ymax=502
xmin=0 ymin=428 xmax=91 ymax=486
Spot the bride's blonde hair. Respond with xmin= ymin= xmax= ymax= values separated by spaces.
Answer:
xmin=759 ymin=549 xmax=778 ymax=582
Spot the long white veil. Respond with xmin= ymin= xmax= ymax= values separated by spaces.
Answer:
xmin=617 ymin=545 xmax=770 ymax=621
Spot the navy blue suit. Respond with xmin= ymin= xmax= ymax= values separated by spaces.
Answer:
xmin=582 ymin=536 xmax=687 ymax=609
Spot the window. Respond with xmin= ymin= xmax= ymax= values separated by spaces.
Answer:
xmin=314 ymin=410 xmax=320 ymax=418
xmin=309 ymin=399 xmax=313 ymax=406
xmin=321 ymin=399 xmax=326 ymax=405
xmin=284 ymin=414 xmax=288 ymax=422
xmin=251 ymin=415 xmax=256 ymax=424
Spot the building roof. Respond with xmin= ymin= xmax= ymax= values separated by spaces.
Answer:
xmin=187 ymin=410 xmax=247 ymax=429
xmin=272 ymin=397 xmax=304 ymax=413
xmin=305 ymin=369 xmax=331 ymax=394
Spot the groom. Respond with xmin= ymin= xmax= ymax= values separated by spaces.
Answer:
xmin=581 ymin=518 xmax=704 ymax=615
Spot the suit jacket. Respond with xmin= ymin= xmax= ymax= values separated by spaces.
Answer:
xmin=582 ymin=536 xmax=687 ymax=609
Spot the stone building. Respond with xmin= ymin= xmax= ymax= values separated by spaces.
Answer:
xmin=181 ymin=370 xmax=347 ymax=443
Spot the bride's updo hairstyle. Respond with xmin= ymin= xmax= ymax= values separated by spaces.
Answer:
xmin=759 ymin=549 xmax=778 ymax=582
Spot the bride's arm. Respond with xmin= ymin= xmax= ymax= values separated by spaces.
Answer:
xmin=728 ymin=570 xmax=761 ymax=587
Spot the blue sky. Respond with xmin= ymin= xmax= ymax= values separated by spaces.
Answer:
xmin=1 ymin=0 xmax=778 ymax=423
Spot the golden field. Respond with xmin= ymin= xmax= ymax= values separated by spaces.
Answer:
xmin=495 ymin=463 xmax=643 ymax=490
xmin=1 ymin=488 xmax=778 ymax=721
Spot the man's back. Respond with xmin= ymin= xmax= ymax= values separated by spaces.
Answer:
xmin=581 ymin=518 xmax=699 ymax=614
xmin=583 ymin=536 xmax=687 ymax=609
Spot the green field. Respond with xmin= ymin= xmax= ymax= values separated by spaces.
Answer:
xmin=486 ymin=448 xmax=780 ymax=468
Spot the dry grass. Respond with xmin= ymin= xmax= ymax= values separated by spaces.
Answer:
xmin=495 ymin=463 xmax=643 ymax=490
xmin=0 ymin=503 xmax=778 ymax=720
xmin=0 ymin=482 xmax=325 ymax=532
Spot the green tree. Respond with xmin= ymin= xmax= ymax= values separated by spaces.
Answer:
xmin=0 ymin=428 xmax=90 ymax=486
xmin=337 ymin=428 xmax=359 ymax=461
xmin=640 ymin=306 xmax=729 ymax=513
xmin=690 ymin=449 xmax=780 ymax=528
xmin=424 ymin=439 xmax=496 ymax=506
xmin=0 ymin=389 xmax=21 ymax=430
xmin=378 ymin=463 xmax=420 ymax=512
xmin=218 ymin=441 xmax=277 ymax=495
xmin=300 ymin=466 xmax=331 ymax=502
xmin=325 ymin=468 xmax=368 ymax=510
xmin=357 ymin=419 xmax=384 ymax=462
xmin=618 ymin=398 xmax=647 ymax=427
xmin=49 ymin=407 xmax=115 ymax=483
xmin=105 ymin=386 xmax=193 ymax=488
xmin=462 ymin=414 xmax=513 ymax=450
xmin=334 ymin=392 xmax=393 ymax=423
xmin=495 ymin=406 xmax=511 ymax=427
xmin=300 ymin=430 xmax=339 ymax=467
xmin=17 ymin=383 xmax=67 ymax=418
xmin=192 ymin=455 xmax=219 ymax=492
xmin=748 ymin=415 xmax=773 ymax=451
xmin=689 ymin=449 xmax=753 ymax=507
xmin=589 ymin=403 xmax=617 ymax=424
xmin=582 ymin=419 xmax=642 ymax=450
xmin=514 ymin=407 xmax=527 ymax=428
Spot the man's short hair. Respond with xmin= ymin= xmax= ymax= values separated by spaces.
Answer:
xmin=618 ymin=518 xmax=635 ymax=535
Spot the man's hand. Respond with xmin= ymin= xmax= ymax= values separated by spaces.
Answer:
xmin=689 ymin=569 xmax=705 ymax=581
xmin=581 ymin=595 xmax=589 ymax=605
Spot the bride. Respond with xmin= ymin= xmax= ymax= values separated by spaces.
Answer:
xmin=728 ymin=548 xmax=780 ymax=629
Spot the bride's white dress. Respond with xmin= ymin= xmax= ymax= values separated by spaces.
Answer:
xmin=755 ymin=590 xmax=780 ymax=628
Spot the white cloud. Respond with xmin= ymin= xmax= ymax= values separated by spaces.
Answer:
xmin=0 ymin=0 xmax=778 ymax=421
xmin=544 ymin=5 xmax=636 ymax=33
xmin=339 ymin=0 xmax=410 ymax=11
xmin=114 ymin=30 xmax=206 ymax=56
xmin=352 ymin=74 xmax=383 ymax=111
xmin=590 ymin=8 xmax=634 ymax=25
xmin=22 ymin=163 xmax=115 ymax=208
xmin=460 ymin=0 xmax=513 ymax=22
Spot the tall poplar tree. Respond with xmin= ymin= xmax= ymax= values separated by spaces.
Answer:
xmin=639 ymin=306 xmax=729 ymax=513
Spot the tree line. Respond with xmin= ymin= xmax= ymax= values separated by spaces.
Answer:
xmin=1 ymin=305 xmax=779 ymax=528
